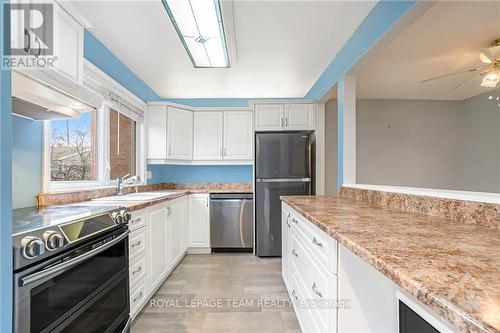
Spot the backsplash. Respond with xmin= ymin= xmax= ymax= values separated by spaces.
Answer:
xmin=37 ymin=182 xmax=252 ymax=207
xmin=339 ymin=186 xmax=500 ymax=229
xmin=147 ymin=165 xmax=253 ymax=184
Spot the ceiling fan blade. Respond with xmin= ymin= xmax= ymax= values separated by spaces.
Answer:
xmin=421 ymin=65 xmax=491 ymax=83
xmin=448 ymin=72 xmax=481 ymax=92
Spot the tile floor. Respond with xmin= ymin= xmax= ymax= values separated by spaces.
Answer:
xmin=131 ymin=253 xmax=300 ymax=333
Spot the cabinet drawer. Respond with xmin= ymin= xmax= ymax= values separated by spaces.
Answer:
xmin=129 ymin=227 xmax=147 ymax=260
xmin=289 ymin=208 xmax=337 ymax=274
xmin=291 ymin=233 xmax=337 ymax=332
xmin=290 ymin=266 xmax=322 ymax=333
xmin=129 ymin=251 xmax=148 ymax=288
xmin=128 ymin=209 xmax=146 ymax=232
xmin=130 ymin=276 xmax=148 ymax=319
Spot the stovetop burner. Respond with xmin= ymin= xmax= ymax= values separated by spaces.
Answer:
xmin=13 ymin=205 xmax=123 ymax=236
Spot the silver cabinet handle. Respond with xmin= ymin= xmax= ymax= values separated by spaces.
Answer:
xmin=291 ymin=218 xmax=298 ymax=224
xmin=133 ymin=292 xmax=143 ymax=303
xmin=131 ymin=241 xmax=141 ymax=248
xmin=223 ymin=148 xmax=227 ymax=157
xmin=286 ymin=213 xmax=291 ymax=228
xmin=206 ymin=198 xmax=209 ymax=207
xmin=285 ymin=117 xmax=289 ymax=127
xmin=130 ymin=217 xmax=142 ymax=224
xmin=167 ymin=206 xmax=171 ymax=216
xmin=312 ymin=283 xmax=322 ymax=298
xmin=292 ymin=249 xmax=298 ymax=257
xmin=220 ymin=148 xmax=223 ymax=157
xmin=291 ymin=289 xmax=299 ymax=300
xmin=312 ymin=237 xmax=323 ymax=248
xmin=167 ymin=146 xmax=171 ymax=157
xmin=132 ymin=266 xmax=142 ymax=275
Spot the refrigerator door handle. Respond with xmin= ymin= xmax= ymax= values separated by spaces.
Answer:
xmin=256 ymin=178 xmax=311 ymax=183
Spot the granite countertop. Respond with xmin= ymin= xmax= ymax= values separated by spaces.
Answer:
xmin=71 ymin=188 xmax=252 ymax=211
xmin=281 ymin=195 xmax=500 ymax=333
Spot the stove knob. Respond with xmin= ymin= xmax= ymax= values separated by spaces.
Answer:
xmin=43 ymin=231 xmax=65 ymax=251
xmin=21 ymin=236 xmax=45 ymax=259
xmin=111 ymin=212 xmax=123 ymax=224
xmin=120 ymin=210 xmax=131 ymax=224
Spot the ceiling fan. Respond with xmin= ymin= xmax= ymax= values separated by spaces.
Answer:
xmin=421 ymin=38 xmax=500 ymax=92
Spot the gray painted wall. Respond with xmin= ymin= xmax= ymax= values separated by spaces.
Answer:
xmin=460 ymin=93 xmax=500 ymax=192
xmin=324 ymin=92 xmax=500 ymax=193
xmin=325 ymin=99 xmax=338 ymax=195
xmin=356 ymin=99 xmax=464 ymax=190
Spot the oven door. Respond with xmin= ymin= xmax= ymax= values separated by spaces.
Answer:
xmin=14 ymin=228 xmax=129 ymax=333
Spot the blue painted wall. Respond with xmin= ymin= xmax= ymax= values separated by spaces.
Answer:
xmin=12 ymin=117 xmax=43 ymax=208
xmin=147 ymin=165 xmax=253 ymax=184
xmin=0 ymin=1 xmax=13 ymax=331
xmin=83 ymin=30 xmax=161 ymax=102
xmin=305 ymin=0 xmax=417 ymax=101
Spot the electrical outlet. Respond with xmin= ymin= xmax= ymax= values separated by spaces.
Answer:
xmin=146 ymin=171 xmax=152 ymax=180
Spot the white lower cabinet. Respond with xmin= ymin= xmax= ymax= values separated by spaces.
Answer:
xmin=282 ymin=203 xmax=337 ymax=333
xmin=188 ymin=194 xmax=210 ymax=250
xmin=130 ymin=197 xmax=190 ymax=320
xmin=128 ymin=209 xmax=150 ymax=319
xmin=148 ymin=203 xmax=169 ymax=289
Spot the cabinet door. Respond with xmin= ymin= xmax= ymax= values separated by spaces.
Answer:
xmin=53 ymin=3 xmax=83 ymax=83
xmin=193 ymin=112 xmax=223 ymax=160
xmin=254 ymin=104 xmax=284 ymax=131
xmin=223 ymin=111 xmax=253 ymax=160
xmin=168 ymin=200 xmax=185 ymax=267
xmin=188 ymin=195 xmax=210 ymax=248
xmin=167 ymin=107 xmax=193 ymax=160
xmin=285 ymin=104 xmax=314 ymax=130
xmin=180 ymin=197 xmax=189 ymax=252
xmin=147 ymin=105 xmax=167 ymax=159
xmin=148 ymin=204 xmax=168 ymax=289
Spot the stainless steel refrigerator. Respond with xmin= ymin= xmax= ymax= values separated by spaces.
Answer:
xmin=255 ymin=132 xmax=313 ymax=257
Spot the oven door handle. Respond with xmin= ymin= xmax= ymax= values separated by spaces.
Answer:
xmin=20 ymin=230 xmax=129 ymax=287
xmin=121 ymin=317 xmax=132 ymax=333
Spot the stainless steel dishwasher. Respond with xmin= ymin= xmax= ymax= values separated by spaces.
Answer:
xmin=210 ymin=193 xmax=253 ymax=250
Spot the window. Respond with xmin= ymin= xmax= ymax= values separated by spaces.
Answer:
xmin=50 ymin=111 xmax=97 ymax=181
xmin=43 ymin=63 xmax=146 ymax=191
xmin=109 ymin=109 xmax=137 ymax=180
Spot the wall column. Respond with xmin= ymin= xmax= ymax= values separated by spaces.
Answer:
xmin=337 ymin=75 xmax=356 ymax=188
xmin=0 ymin=1 xmax=13 ymax=331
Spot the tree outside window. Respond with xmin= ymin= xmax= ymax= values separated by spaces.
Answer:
xmin=50 ymin=111 xmax=97 ymax=181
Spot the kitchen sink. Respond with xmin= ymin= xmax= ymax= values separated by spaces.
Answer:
xmin=92 ymin=192 xmax=178 ymax=202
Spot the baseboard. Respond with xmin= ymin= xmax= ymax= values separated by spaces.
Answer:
xmin=187 ymin=247 xmax=212 ymax=254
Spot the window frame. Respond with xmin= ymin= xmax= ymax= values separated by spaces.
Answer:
xmin=42 ymin=65 xmax=147 ymax=192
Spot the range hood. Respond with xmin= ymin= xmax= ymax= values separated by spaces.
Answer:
xmin=12 ymin=71 xmax=96 ymax=120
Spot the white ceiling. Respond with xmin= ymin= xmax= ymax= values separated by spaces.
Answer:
xmin=354 ymin=1 xmax=500 ymax=101
xmin=71 ymin=0 xmax=377 ymax=98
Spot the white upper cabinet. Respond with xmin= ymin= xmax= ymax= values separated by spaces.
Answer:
xmin=147 ymin=105 xmax=168 ymax=159
xmin=254 ymin=104 xmax=284 ymax=131
xmin=146 ymin=104 xmax=252 ymax=163
xmin=254 ymin=103 xmax=315 ymax=131
xmin=167 ymin=107 xmax=193 ymax=160
xmin=53 ymin=2 xmax=84 ymax=84
xmin=285 ymin=104 xmax=315 ymax=130
xmin=223 ymin=111 xmax=253 ymax=160
xmin=194 ymin=112 xmax=223 ymax=160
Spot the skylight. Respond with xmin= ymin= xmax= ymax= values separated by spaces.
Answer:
xmin=162 ymin=0 xmax=230 ymax=68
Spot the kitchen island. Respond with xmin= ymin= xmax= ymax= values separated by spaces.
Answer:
xmin=281 ymin=195 xmax=499 ymax=333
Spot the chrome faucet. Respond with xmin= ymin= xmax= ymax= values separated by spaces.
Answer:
xmin=117 ymin=174 xmax=140 ymax=195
